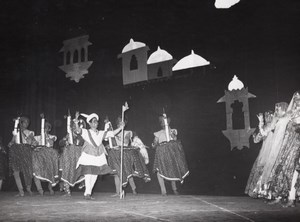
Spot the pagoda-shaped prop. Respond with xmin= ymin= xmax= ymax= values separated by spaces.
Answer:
xmin=118 ymin=38 xmax=149 ymax=86
xmin=59 ymin=35 xmax=93 ymax=83
xmin=147 ymin=46 xmax=176 ymax=81
xmin=217 ymin=75 xmax=256 ymax=150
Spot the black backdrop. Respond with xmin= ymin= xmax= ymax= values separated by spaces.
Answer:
xmin=0 ymin=0 xmax=300 ymax=195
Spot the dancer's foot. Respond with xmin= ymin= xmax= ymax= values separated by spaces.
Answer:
xmin=15 ymin=192 xmax=24 ymax=197
xmin=111 ymin=193 xmax=119 ymax=197
xmin=173 ymin=190 xmax=179 ymax=195
xmin=62 ymin=192 xmax=71 ymax=197
xmin=84 ymin=194 xmax=95 ymax=200
xmin=161 ymin=192 xmax=167 ymax=196
xmin=132 ymin=189 xmax=138 ymax=195
xmin=78 ymin=183 xmax=85 ymax=190
xmin=49 ymin=190 xmax=55 ymax=196
xmin=267 ymin=198 xmax=281 ymax=205
xmin=38 ymin=190 xmax=44 ymax=196
xmin=282 ymin=200 xmax=296 ymax=208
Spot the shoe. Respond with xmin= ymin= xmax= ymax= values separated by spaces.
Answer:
xmin=78 ymin=184 xmax=85 ymax=190
xmin=38 ymin=190 xmax=44 ymax=196
xmin=111 ymin=193 xmax=119 ymax=197
xmin=132 ymin=189 xmax=138 ymax=195
xmin=28 ymin=190 xmax=33 ymax=196
xmin=84 ymin=194 xmax=95 ymax=200
xmin=161 ymin=192 xmax=167 ymax=196
xmin=15 ymin=192 xmax=24 ymax=197
xmin=49 ymin=190 xmax=55 ymax=196
xmin=173 ymin=190 xmax=179 ymax=195
xmin=267 ymin=198 xmax=281 ymax=205
xmin=282 ymin=200 xmax=296 ymax=208
xmin=62 ymin=192 xmax=71 ymax=197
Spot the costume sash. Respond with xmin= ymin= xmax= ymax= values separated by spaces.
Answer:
xmin=87 ymin=130 xmax=107 ymax=156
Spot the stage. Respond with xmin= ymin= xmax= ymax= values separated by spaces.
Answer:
xmin=0 ymin=192 xmax=299 ymax=221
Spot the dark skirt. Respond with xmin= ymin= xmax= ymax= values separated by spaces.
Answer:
xmin=153 ymin=140 xmax=189 ymax=183
xmin=107 ymin=146 xmax=151 ymax=186
xmin=59 ymin=144 xmax=84 ymax=186
xmin=9 ymin=144 xmax=33 ymax=186
xmin=77 ymin=164 xmax=113 ymax=176
xmin=32 ymin=146 xmax=59 ymax=185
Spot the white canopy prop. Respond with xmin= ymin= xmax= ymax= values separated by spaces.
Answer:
xmin=172 ymin=50 xmax=210 ymax=71
xmin=147 ymin=46 xmax=173 ymax=64
xmin=215 ymin=0 xmax=240 ymax=9
xmin=122 ymin=38 xmax=146 ymax=53
xmin=228 ymin=75 xmax=244 ymax=91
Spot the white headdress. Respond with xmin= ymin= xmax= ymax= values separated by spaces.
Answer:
xmin=81 ymin=113 xmax=99 ymax=123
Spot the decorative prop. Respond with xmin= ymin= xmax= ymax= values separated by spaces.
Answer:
xmin=118 ymin=38 xmax=149 ymax=85
xmin=59 ymin=35 xmax=93 ymax=83
xmin=66 ymin=109 xmax=73 ymax=145
xmin=162 ymin=110 xmax=171 ymax=142
xmin=172 ymin=50 xmax=210 ymax=71
xmin=104 ymin=116 xmax=117 ymax=148
xmin=147 ymin=46 xmax=175 ymax=81
xmin=217 ymin=75 xmax=256 ymax=150
xmin=215 ymin=0 xmax=240 ymax=9
xmin=119 ymin=102 xmax=129 ymax=199
xmin=40 ymin=114 xmax=46 ymax=146
xmin=13 ymin=117 xmax=20 ymax=144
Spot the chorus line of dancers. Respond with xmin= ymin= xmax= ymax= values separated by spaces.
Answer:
xmin=245 ymin=91 xmax=300 ymax=208
xmin=3 ymin=105 xmax=189 ymax=200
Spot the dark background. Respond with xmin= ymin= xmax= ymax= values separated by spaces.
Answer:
xmin=0 ymin=0 xmax=300 ymax=195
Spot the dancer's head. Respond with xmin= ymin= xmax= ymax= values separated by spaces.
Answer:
xmin=19 ymin=116 xmax=30 ymax=130
xmin=275 ymin=102 xmax=288 ymax=117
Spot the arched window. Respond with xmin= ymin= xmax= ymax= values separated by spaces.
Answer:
xmin=130 ymin=55 xmax=138 ymax=70
xmin=73 ymin=50 xmax=79 ymax=63
xmin=231 ymin=100 xmax=245 ymax=129
xmin=66 ymin=51 xmax=71 ymax=64
xmin=157 ymin=67 xmax=163 ymax=77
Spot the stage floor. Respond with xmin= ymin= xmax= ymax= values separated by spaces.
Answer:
xmin=0 ymin=192 xmax=300 ymax=221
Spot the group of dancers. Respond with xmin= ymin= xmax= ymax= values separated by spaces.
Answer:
xmin=245 ymin=91 xmax=300 ymax=208
xmin=3 ymin=105 xmax=189 ymax=200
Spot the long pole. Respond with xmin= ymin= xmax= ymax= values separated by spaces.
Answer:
xmin=120 ymin=102 xmax=128 ymax=199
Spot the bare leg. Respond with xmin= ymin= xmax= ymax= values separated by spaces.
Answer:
xmin=171 ymin=181 xmax=179 ymax=195
xmin=34 ymin=177 xmax=44 ymax=195
xmin=113 ymin=175 xmax=120 ymax=195
xmin=128 ymin=177 xmax=137 ymax=195
xmin=13 ymin=171 xmax=24 ymax=196
xmin=48 ymin=183 xmax=54 ymax=195
xmin=157 ymin=173 xmax=166 ymax=195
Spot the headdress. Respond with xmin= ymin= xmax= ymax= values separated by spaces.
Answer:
xmin=81 ymin=113 xmax=99 ymax=123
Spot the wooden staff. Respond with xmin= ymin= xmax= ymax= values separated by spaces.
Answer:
xmin=120 ymin=102 xmax=129 ymax=199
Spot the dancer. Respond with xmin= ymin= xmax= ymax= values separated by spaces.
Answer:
xmin=33 ymin=119 xmax=59 ymax=195
xmin=267 ymin=91 xmax=300 ymax=207
xmin=8 ymin=116 xmax=37 ymax=196
xmin=106 ymin=116 xmax=150 ymax=196
xmin=245 ymin=110 xmax=275 ymax=198
xmin=59 ymin=113 xmax=85 ymax=196
xmin=152 ymin=113 xmax=189 ymax=196
xmin=74 ymin=112 xmax=113 ymax=200
xmin=257 ymin=102 xmax=289 ymax=200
